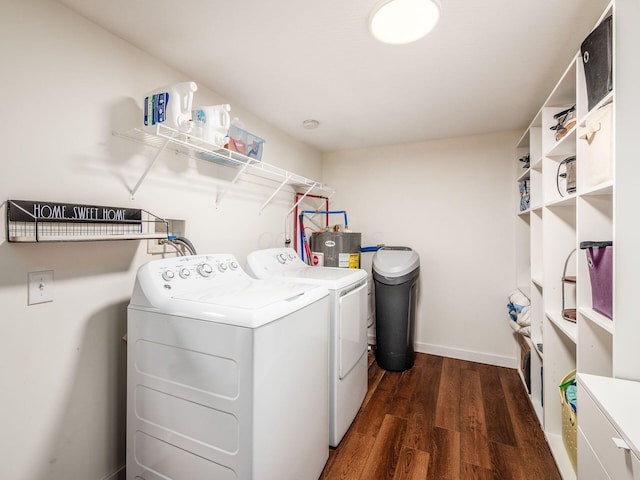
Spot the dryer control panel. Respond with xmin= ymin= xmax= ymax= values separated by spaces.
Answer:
xmin=246 ymin=248 xmax=307 ymax=278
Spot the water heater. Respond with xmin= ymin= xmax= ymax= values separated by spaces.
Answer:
xmin=310 ymin=231 xmax=361 ymax=268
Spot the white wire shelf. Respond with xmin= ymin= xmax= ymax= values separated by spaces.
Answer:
xmin=115 ymin=125 xmax=335 ymax=210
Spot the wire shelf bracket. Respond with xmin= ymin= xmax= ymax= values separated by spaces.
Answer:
xmin=114 ymin=125 xmax=335 ymax=210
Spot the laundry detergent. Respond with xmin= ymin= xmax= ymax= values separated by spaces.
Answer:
xmin=144 ymin=81 xmax=197 ymax=132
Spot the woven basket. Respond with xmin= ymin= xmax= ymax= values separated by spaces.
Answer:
xmin=559 ymin=370 xmax=577 ymax=471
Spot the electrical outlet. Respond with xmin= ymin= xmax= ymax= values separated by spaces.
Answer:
xmin=28 ymin=270 xmax=54 ymax=305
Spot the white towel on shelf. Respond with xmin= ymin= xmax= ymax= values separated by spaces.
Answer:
xmin=507 ymin=290 xmax=531 ymax=337
xmin=508 ymin=319 xmax=531 ymax=337
xmin=517 ymin=306 xmax=531 ymax=327
xmin=509 ymin=290 xmax=530 ymax=308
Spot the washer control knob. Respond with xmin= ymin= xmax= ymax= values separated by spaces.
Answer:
xmin=288 ymin=253 xmax=296 ymax=260
xmin=162 ymin=270 xmax=175 ymax=281
xmin=229 ymin=261 xmax=238 ymax=271
xmin=197 ymin=263 xmax=213 ymax=277
xmin=179 ymin=268 xmax=191 ymax=279
xmin=278 ymin=253 xmax=287 ymax=264
xmin=218 ymin=262 xmax=228 ymax=273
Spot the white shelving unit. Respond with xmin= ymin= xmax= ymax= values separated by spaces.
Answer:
xmin=515 ymin=62 xmax=581 ymax=472
xmin=511 ymin=2 xmax=640 ymax=478
xmin=116 ymin=125 xmax=334 ymax=213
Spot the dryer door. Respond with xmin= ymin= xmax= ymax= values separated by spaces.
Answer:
xmin=338 ymin=282 xmax=368 ymax=379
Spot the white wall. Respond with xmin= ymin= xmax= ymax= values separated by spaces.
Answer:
xmin=1 ymin=2 xmax=520 ymax=479
xmin=0 ymin=1 xmax=322 ymax=479
xmin=322 ymin=132 xmax=519 ymax=366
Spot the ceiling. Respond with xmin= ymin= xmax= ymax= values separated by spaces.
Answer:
xmin=56 ymin=0 xmax=610 ymax=153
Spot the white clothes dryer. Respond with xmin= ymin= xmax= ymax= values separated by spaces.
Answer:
xmin=246 ymin=247 xmax=368 ymax=447
xmin=126 ymin=254 xmax=330 ymax=480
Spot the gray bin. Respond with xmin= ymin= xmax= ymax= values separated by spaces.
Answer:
xmin=372 ymin=247 xmax=420 ymax=372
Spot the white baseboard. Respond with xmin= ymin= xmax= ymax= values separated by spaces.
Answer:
xmin=414 ymin=341 xmax=518 ymax=369
xmin=368 ymin=336 xmax=518 ymax=369
xmin=101 ymin=465 xmax=125 ymax=480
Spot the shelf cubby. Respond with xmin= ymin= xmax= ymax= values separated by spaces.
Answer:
xmin=577 ymin=310 xmax=613 ymax=377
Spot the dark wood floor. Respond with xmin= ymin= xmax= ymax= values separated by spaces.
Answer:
xmin=319 ymin=352 xmax=561 ymax=480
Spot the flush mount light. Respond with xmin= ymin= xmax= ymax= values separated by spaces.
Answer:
xmin=302 ymin=119 xmax=320 ymax=130
xmin=369 ymin=0 xmax=441 ymax=45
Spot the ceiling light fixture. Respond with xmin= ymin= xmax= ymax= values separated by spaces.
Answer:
xmin=302 ymin=119 xmax=320 ymax=130
xmin=369 ymin=0 xmax=441 ymax=45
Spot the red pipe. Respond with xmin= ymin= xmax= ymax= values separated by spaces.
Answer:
xmin=293 ymin=193 xmax=329 ymax=256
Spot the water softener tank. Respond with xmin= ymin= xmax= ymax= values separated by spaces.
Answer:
xmin=309 ymin=231 xmax=361 ymax=268
xmin=372 ymin=246 xmax=420 ymax=371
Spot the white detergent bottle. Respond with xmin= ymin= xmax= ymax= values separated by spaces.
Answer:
xmin=191 ymin=104 xmax=231 ymax=147
xmin=143 ymin=81 xmax=198 ymax=132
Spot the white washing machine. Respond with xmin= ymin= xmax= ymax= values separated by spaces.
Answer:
xmin=246 ymin=248 xmax=368 ymax=447
xmin=126 ymin=254 xmax=330 ymax=480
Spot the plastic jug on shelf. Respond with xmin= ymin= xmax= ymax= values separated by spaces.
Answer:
xmin=143 ymin=81 xmax=197 ymax=133
xmin=191 ymin=104 xmax=231 ymax=147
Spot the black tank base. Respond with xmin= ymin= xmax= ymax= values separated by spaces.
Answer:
xmin=374 ymin=348 xmax=415 ymax=372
